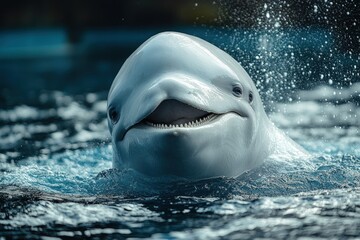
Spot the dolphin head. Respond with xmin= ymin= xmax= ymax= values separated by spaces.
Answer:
xmin=107 ymin=32 xmax=270 ymax=179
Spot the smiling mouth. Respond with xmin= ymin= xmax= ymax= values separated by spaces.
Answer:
xmin=142 ymin=99 xmax=219 ymax=128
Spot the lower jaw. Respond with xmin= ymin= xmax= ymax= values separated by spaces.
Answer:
xmin=118 ymin=112 xmax=250 ymax=178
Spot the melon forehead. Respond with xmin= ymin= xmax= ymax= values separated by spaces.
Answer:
xmin=109 ymin=32 xmax=254 ymax=96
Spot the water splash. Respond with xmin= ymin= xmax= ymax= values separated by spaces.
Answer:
xmin=204 ymin=0 xmax=359 ymax=113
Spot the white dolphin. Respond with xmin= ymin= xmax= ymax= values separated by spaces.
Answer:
xmin=107 ymin=32 xmax=308 ymax=179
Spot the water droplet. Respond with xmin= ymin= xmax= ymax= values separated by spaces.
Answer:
xmin=314 ymin=5 xmax=318 ymax=13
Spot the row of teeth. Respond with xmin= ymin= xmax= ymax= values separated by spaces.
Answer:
xmin=146 ymin=114 xmax=216 ymax=128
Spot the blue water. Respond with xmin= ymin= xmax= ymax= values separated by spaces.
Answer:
xmin=0 ymin=87 xmax=359 ymax=239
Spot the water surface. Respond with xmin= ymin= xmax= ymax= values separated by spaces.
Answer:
xmin=1 ymin=86 xmax=359 ymax=239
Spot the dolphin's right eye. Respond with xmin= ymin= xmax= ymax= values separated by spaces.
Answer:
xmin=232 ymin=85 xmax=243 ymax=97
xmin=108 ymin=107 xmax=119 ymax=124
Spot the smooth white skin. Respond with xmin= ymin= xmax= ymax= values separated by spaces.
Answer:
xmin=107 ymin=32 xmax=308 ymax=179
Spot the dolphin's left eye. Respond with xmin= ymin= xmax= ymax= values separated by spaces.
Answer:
xmin=108 ymin=107 xmax=119 ymax=124
xmin=249 ymin=91 xmax=254 ymax=103
xmin=232 ymin=86 xmax=243 ymax=97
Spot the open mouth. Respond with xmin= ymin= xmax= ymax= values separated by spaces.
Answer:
xmin=143 ymin=99 xmax=218 ymax=128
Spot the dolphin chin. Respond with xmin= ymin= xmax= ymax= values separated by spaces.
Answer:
xmin=107 ymin=31 xmax=309 ymax=179
xmin=117 ymin=112 xmax=251 ymax=178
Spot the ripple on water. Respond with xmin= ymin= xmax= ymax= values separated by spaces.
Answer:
xmin=0 ymin=89 xmax=359 ymax=239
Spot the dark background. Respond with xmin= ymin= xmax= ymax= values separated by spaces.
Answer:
xmin=1 ymin=0 xmax=359 ymax=48
xmin=0 ymin=0 xmax=359 ymax=106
